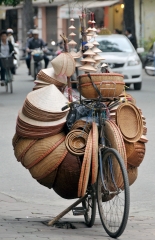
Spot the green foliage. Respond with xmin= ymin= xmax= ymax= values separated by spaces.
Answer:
xmin=0 ymin=0 xmax=54 ymax=6
xmin=143 ymin=30 xmax=155 ymax=51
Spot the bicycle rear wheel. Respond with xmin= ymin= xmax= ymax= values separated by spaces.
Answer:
xmin=82 ymin=186 xmax=96 ymax=227
xmin=97 ymin=148 xmax=130 ymax=238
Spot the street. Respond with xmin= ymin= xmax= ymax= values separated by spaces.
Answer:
xmin=0 ymin=63 xmax=155 ymax=239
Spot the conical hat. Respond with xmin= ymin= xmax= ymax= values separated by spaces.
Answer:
xmin=83 ymin=49 xmax=95 ymax=56
xmin=70 ymin=18 xmax=74 ymax=22
xmin=70 ymin=51 xmax=80 ymax=59
xmin=26 ymin=84 xmax=69 ymax=113
xmin=51 ymin=53 xmax=65 ymax=75
xmin=38 ymin=67 xmax=67 ymax=85
xmin=92 ymin=40 xmax=100 ymax=46
xmin=84 ymin=42 xmax=94 ymax=48
xmin=65 ymin=53 xmax=76 ymax=76
xmin=34 ymin=80 xmax=50 ymax=85
xmin=75 ymin=61 xmax=82 ymax=67
xmin=18 ymin=109 xmax=67 ymax=127
xmin=69 ymin=32 xmax=76 ymax=36
xmin=94 ymin=53 xmax=105 ymax=60
xmin=92 ymin=46 xmax=102 ymax=53
xmin=78 ymin=63 xmax=97 ymax=72
xmin=81 ymin=57 xmax=96 ymax=63
xmin=101 ymin=63 xmax=108 ymax=68
xmin=69 ymin=25 xmax=75 ymax=29
xmin=68 ymin=40 xmax=77 ymax=46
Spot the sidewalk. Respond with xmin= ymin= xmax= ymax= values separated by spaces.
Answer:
xmin=0 ymin=192 xmax=155 ymax=240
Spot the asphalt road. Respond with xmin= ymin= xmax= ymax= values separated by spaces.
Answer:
xmin=0 ymin=63 xmax=155 ymax=219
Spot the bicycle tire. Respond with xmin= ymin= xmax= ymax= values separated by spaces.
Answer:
xmin=82 ymin=186 xmax=96 ymax=227
xmin=97 ymin=148 xmax=130 ymax=238
xmin=8 ymin=70 xmax=13 ymax=93
xmin=144 ymin=59 xmax=155 ymax=76
xmin=5 ymin=82 xmax=8 ymax=93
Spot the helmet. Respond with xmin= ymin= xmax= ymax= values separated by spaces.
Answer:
xmin=32 ymin=29 xmax=39 ymax=35
xmin=7 ymin=28 xmax=14 ymax=34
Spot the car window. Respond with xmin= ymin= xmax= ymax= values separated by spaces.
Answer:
xmin=94 ymin=36 xmax=134 ymax=53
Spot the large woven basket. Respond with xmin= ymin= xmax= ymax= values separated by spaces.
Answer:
xmin=125 ymin=141 xmax=146 ymax=167
xmin=53 ymin=152 xmax=81 ymax=199
xmin=79 ymin=81 xmax=125 ymax=99
xmin=127 ymin=164 xmax=138 ymax=186
xmin=79 ymin=73 xmax=124 ymax=84
xmin=13 ymin=132 xmax=68 ymax=181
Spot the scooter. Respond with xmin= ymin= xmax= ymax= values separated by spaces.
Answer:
xmin=30 ymin=48 xmax=44 ymax=80
xmin=144 ymin=54 xmax=155 ymax=76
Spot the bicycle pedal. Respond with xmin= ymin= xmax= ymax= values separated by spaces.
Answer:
xmin=72 ymin=207 xmax=86 ymax=216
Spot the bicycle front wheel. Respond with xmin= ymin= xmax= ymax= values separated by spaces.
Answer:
xmin=97 ymin=148 xmax=130 ymax=238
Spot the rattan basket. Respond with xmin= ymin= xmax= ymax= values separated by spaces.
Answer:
xmin=79 ymin=73 xmax=124 ymax=84
xmin=79 ymin=81 xmax=125 ymax=99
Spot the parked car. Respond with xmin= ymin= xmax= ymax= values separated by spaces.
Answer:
xmin=91 ymin=34 xmax=143 ymax=90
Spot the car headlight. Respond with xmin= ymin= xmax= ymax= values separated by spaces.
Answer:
xmin=127 ymin=59 xmax=140 ymax=66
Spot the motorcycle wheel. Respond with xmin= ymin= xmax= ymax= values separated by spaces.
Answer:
xmin=144 ymin=59 xmax=155 ymax=76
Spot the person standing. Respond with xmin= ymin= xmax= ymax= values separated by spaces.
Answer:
xmin=0 ymin=30 xmax=15 ymax=86
xmin=125 ymin=28 xmax=136 ymax=49
xmin=6 ymin=28 xmax=15 ymax=46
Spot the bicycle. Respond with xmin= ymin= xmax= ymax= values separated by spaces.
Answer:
xmin=0 ymin=52 xmax=14 ymax=93
xmin=49 ymin=93 xmax=130 ymax=238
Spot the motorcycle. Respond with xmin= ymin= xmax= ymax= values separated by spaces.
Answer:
xmin=30 ymin=48 xmax=44 ymax=80
xmin=144 ymin=53 xmax=155 ymax=76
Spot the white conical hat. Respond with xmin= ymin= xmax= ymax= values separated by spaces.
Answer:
xmin=101 ymin=63 xmax=108 ymax=68
xmin=92 ymin=46 xmax=102 ymax=53
xmin=93 ymin=53 xmax=105 ymax=60
xmin=92 ymin=40 xmax=100 ymax=46
xmin=69 ymin=25 xmax=75 ymax=29
xmin=83 ymin=49 xmax=95 ymax=56
xmin=26 ymin=84 xmax=69 ymax=113
xmin=69 ymin=32 xmax=76 ymax=36
xmin=81 ymin=57 xmax=96 ymax=63
xmin=68 ymin=40 xmax=77 ymax=46
xmin=75 ymin=60 xmax=82 ymax=67
xmin=34 ymin=80 xmax=50 ymax=85
xmin=70 ymin=18 xmax=74 ymax=22
xmin=79 ymin=63 xmax=97 ymax=72
xmin=84 ymin=42 xmax=94 ymax=48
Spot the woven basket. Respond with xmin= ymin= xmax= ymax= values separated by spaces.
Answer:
xmin=37 ymin=168 xmax=58 ymax=189
xmin=125 ymin=141 xmax=146 ymax=167
xmin=78 ymin=130 xmax=92 ymax=198
xmin=53 ymin=152 xmax=81 ymax=199
xmin=65 ymin=130 xmax=88 ymax=155
xmin=13 ymin=132 xmax=68 ymax=181
xmin=71 ymin=119 xmax=92 ymax=134
xmin=91 ymin=122 xmax=98 ymax=184
xmin=127 ymin=164 xmax=138 ymax=186
xmin=79 ymin=81 xmax=124 ymax=99
xmin=79 ymin=73 xmax=124 ymax=84
xmin=116 ymin=103 xmax=143 ymax=143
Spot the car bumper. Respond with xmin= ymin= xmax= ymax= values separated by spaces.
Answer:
xmin=112 ymin=65 xmax=142 ymax=84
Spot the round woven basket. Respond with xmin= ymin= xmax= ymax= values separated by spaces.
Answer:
xmin=13 ymin=132 xmax=68 ymax=181
xmin=53 ymin=152 xmax=81 ymax=199
xmin=127 ymin=164 xmax=138 ymax=186
xmin=79 ymin=81 xmax=124 ymax=99
xmin=71 ymin=119 xmax=92 ymax=134
xmin=104 ymin=120 xmax=127 ymax=188
xmin=37 ymin=168 xmax=58 ymax=189
xmin=125 ymin=141 xmax=146 ymax=167
xmin=79 ymin=73 xmax=124 ymax=84
xmin=78 ymin=130 xmax=92 ymax=198
xmin=116 ymin=103 xmax=143 ymax=143
xmin=65 ymin=130 xmax=88 ymax=155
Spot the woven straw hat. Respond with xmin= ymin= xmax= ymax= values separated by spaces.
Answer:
xmin=37 ymin=67 xmax=67 ymax=87
xmin=69 ymin=32 xmax=76 ymax=36
xmin=92 ymin=40 xmax=100 ymax=46
xmin=92 ymin=47 xmax=102 ymax=53
xmin=68 ymin=40 xmax=77 ymax=46
xmin=116 ymin=103 xmax=143 ymax=143
xmin=125 ymin=141 xmax=146 ymax=167
xmin=93 ymin=54 xmax=105 ymax=61
xmin=83 ymin=49 xmax=96 ymax=56
xmin=78 ymin=130 xmax=92 ymax=197
xmin=26 ymin=85 xmax=69 ymax=114
xmin=139 ymin=135 xmax=148 ymax=143
xmin=127 ymin=165 xmax=138 ymax=186
xmin=81 ymin=57 xmax=96 ymax=63
xmin=53 ymin=152 xmax=81 ymax=199
xmin=104 ymin=120 xmax=127 ymax=188
xmin=34 ymin=80 xmax=50 ymax=85
xmin=78 ymin=63 xmax=97 ymax=72
xmin=84 ymin=42 xmax=94 ymax=48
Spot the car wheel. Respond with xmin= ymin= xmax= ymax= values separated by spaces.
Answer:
xmin=134 ymin=82 xmax=142 ymax=90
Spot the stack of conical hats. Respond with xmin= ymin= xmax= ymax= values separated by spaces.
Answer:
xmin=16 ymin=84 xmax=69 ymax=139
xmin=68 ymin=18 xmax=82 ymax=68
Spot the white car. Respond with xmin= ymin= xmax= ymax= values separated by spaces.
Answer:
xmin=92 ymin=34 xmax=143 ymax=90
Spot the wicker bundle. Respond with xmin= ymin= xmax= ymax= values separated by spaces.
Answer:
xmin=127 ymin=165 xmax=138 ymax=186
